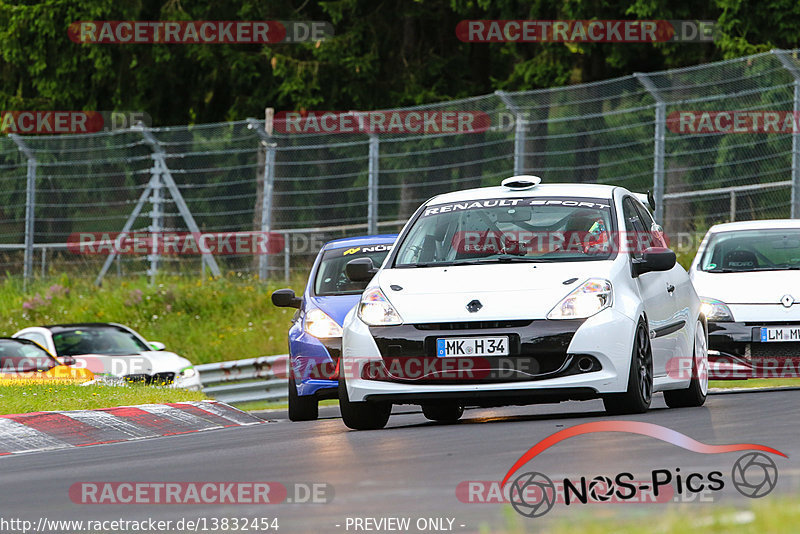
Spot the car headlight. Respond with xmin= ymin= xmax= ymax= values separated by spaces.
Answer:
xmin=179 ymin=366 xmax=197 ymax=379
xmin=700 ymin=297 xmax=734 ymax=322
xmin=304 ymin=308 xmax=343 ymax=338
xmin=358 ymin=288 xmax=403 ymax=326
xmin=547 ymin=279 xmax=613 ymax=320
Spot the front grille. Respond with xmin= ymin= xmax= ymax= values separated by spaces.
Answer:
xmin=367 ymin=320 xmax=585 ymax=384
xmin=123 ymin=372 xmax=176 ymax=385
xmin=415 ymin=320 xmax=532 ymax=330
xmin=153 ymin=372 xmax=176 ymax=384
xmin=751 ymin=343 xmax=800 ymax=359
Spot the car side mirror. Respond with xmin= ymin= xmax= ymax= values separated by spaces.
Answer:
xmin=272 ymin=288 xmax=302 ymax=309
xmin=345 ymin=257 xmax=379 ymax=282
xmin=149 ymin=341 xmax=166 ymax=351
xmin=633 ymin=247 xmax=676 ymax=276
xmin=60 ymin=356 xmax=77 ymax=366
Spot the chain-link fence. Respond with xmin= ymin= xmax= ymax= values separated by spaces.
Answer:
xmin=2 ymin=49 xmax=800 ymax=283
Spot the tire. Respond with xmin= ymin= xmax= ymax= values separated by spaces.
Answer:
xmin=603 ymin=319 xmax=653 ymax=415
xmin=288 ymin=377 xmax=319 ymax=421
xmin=422 ymin=403 xmax=464 ymax=423
xmin=664 ymin=319 xmax=708 ymax=408
xmin=338 ymin=375 xmax=391 ymax=430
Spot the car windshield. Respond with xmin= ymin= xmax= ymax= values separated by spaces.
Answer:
xmin=394 ymin=197 xmax=616 ymax=267
xmin=0 ymin=339 xmax=57 ymax=372
xmin=314 ymin=244 xmax=394 ymax=296
xmin=53 ymin=327 xmax=150 ymax=356
xmin=700 ymin=228 xmax=800 ymax=272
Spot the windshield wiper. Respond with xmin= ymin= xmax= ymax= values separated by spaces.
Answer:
xmin=460 ymin=255 xmax=556 ymax=264
xmin=395 ymin=261 xmax=455 ymax=268
xmin=708 ymin=266 xmax=800 ymax=273
xmin=752 ymin=266 xmax=800 ymax=271
xmin=397 ymin=256 xmax=557 ymax=267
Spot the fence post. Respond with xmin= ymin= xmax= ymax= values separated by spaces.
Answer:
xmin=140 ymin=127 xmax=221 ymax=280
xmin=368 ymin=134 xmax=379 ymax=234
xmin=247 ymin=117 xmax=277 ymax=279
xmin=773 ymin=49 xmax=800 ymax=218
xmin=148 ymin=166 xmax=163 ymax=284
xmin=730 ymin=191 xmax=737 ymax=222
xmin=633 ymin=73 xmax=666 ymax=224
xmin=10 ymin=134 xmax=36 ymax=286
xmin=283 ymin=232 xmax=290 ymax=282
xmin=496 ymin=90 xmax=524 ymax=176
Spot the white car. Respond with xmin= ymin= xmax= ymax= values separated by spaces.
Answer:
xmin=689 ymin=220 xmax=800 ymax=376
xmin=13 ymin=323 xmax=200 ymax=389
xmin=338 ymin=176 xmax=707 ymax=429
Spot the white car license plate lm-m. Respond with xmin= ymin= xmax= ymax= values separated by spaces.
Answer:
xmin=436 ymin=337 xmax=510 ymax=357
xmin=760 ymin=326 xmax=800 ymax=342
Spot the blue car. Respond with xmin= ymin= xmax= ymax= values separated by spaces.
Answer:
xmin=271 ymin=234 xmax=397 ymax=421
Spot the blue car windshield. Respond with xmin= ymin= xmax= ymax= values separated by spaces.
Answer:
xmin=314 ymin=245 xmax=393 ymax=296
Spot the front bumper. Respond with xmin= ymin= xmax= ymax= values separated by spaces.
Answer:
xmin=289 ymin=327 xmax=340 ymax=397
xmin=173 ymin=372 xmax=202 ymax=390
xmin=707 ymin=321 xmax=800 ymax=379
xmin=342 ymin=308 xmax=635 ymax=403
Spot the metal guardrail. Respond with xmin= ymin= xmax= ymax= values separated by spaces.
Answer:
xmin=196 ymin=355 xmax=289 ymax=405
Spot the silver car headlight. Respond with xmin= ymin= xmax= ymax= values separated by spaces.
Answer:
xmin=700 ymin=297 xmax=734 ymax=322
xmin=358 ymin=287 xmax=403 ymax=326
xmin=178 ymin=366 xmax=197 ymax=379
xmin=547 ymin=279 xmax=613 ymax=320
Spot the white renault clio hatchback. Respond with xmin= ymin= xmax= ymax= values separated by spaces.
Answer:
xmin=339 ymin=177 xmax=707 ymax=429
xmin=689 ymin=220 xmax=800 ymax=377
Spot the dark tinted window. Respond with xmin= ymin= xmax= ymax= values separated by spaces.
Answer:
xmin=622 ymin=198 xmax=647 ymax=260
xmin=314 ymin=245 xmax=393 ymax=296
xmin=17 ymin=332 xmax=48 ymax=348
xmin=700 ymin=229 xmax=800 ymax=272
xmin=0 ymin=339 xmax=57 ymax=372
xmin=632 ymin=200 xmax=667 ymax=248
xmin=53 ymin=327 xmax=150 ymax=356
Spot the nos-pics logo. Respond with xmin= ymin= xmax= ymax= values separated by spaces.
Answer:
xmin=502 ymin=421 xmax=784 ymax=519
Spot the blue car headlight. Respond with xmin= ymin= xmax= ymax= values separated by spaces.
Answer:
xmin=304 ymin=308 xmax=343 ymax=339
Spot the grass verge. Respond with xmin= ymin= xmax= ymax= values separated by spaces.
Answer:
xmin=0 ymin=273 xmax=306 ymax=365
xmin=709 ymin=378 xmax=800 ymax=389
xmin=0 ymin=383 xmax=208 ymax=415
xmin=492 ymin=497 xmax=800 ymax=533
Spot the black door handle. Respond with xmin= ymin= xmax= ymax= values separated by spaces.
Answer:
xmin=667 ymin=283 xmax=675 ymax=294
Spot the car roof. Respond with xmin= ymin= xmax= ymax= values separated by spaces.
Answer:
xmin=708 ymin=219 xmax=800 ymax=233
xmin=322 ymin=234 xmax=398 ymax=250
xmin=426 ymin=183 xmax=618 ymax=205
xmin=35 ymin=322 xmax=130 ymax=333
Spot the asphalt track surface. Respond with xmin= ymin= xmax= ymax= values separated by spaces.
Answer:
xmin=1 ymin=390 xmax=799 ymax=533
